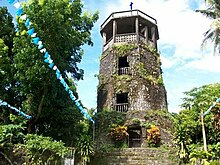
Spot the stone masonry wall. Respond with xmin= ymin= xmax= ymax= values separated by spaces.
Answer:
xmin=96 ymin=43 xmax=171 ymax=149
xmin=97 ymin=42 xmax=167 ymax=112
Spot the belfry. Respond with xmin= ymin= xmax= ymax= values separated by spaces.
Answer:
xmin=97 ymin=9 xmax=169 ymax=148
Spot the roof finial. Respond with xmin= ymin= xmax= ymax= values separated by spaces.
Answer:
xmin=130 ymin=2 xmax=133 ymax=10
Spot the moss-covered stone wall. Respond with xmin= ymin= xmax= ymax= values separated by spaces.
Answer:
xmin=97 ymin=42 xmax=167 ymax=112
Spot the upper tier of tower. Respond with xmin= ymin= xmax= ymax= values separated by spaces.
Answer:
xmin=100 ymin=9 xmax=159 ymax=52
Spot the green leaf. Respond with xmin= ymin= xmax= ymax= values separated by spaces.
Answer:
xmin=39 ymin=0 xmax=45 ymax=6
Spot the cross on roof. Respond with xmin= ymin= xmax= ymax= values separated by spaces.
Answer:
xmin=130 ymin=2 xmax=133 ymax=10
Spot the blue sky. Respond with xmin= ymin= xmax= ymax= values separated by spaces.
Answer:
xmin=1 ymin=0 xmax=220 ymax=113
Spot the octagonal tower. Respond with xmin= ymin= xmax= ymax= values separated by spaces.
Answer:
xmin=97 ymin=10 xmax=169 ymax=148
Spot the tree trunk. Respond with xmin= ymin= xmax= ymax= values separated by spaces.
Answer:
xmin=27 ymin=120 xmax=32 ymax=134
xmin=34 ymin=88 xmax=48 ymax=123
xmin=27 ymin=88 xmax=48 ymax=133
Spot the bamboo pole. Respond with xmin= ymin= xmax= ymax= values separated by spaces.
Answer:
xmin=201 ymin=110 xmax=207 ymax=151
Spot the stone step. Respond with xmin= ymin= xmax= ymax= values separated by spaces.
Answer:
xmin=89 ymin=147 xmax=179 ymax=165
xmin=108 ymin=162 xmax=175 ymax=165
xmin=108 ymin=160 xmax=176 ymax=165
xmin=109 ymin=148 xmax=169 ymax=155
xmin=107 ymin=155 xmax=169 ymax=160
xmin=105 ymin=150 xmax=171 ymax=158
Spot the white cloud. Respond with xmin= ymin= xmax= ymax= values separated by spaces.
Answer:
xmin=184 ymin=55 xmax=220 ymax=73
xmin=161 ymin=56 xmax=176 ymax=69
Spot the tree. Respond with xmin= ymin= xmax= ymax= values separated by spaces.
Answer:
xmin=0 ymin=7 xmax=17 ymax=124
xmin=14 ymin=0 xmax=98 ymax=138
xmin=1 ymin=0 xmax=98 ymax=146
xmin=196 ymin=0 xmax=220 ymax=53
xmin=0 ymin=0 xmax=98 ymax=163
xmin=174 ymin=83 xmax=220 ymax=163
xmin=75 ymin=119 xmax=95 ymax=165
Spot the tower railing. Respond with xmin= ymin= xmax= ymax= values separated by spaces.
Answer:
xmin=115 ymin=33 xmax=137 ymax=43
xmin=103 ymin=33 xmax=155 ymax=52
xmin=118 ymin=67 xmax=131 ymax=75
xmin=114 ymin=103 xmax=129 ymax=112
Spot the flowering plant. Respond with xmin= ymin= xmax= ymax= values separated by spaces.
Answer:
xmin=146 ymin=125 xmax=161 ymax=146
xmin=110 ymin=125 xmax=128 ymax=141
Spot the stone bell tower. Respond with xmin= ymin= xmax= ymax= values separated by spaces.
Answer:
xmin=96 ymin=9 xmax=169 ymax=148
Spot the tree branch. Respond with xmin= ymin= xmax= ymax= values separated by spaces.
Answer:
xmin=0 ymin=151 xmax=13 ymax=165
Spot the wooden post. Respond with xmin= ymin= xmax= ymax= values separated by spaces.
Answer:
xmin=201 ymin=111 xmax=207 ymax=151
xmin=102 ymin=32 xmax=106 ymax=52
xmin=151 ymin=27 xmax=156 ymax=49
xmin=103 ymin=32 xmax=106 ymax=45
xmin=135 ymin=17 xmax=139 ymax=43
xmin=113 ymin=20 xmax=116 ymax=43
xmin=144 ymin=26 xmax=148 ymax=44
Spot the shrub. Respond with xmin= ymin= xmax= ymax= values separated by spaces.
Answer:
xmin=110 ymin=125 xmax=128 ymax=142
xmin=146 ymin=125 xmax=161 ymax=147
xmin=17 ymin=134 xmax=69 ymax=164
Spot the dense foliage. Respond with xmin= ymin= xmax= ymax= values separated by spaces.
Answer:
xmin=174 ymin=83 xmax=220 ymax=164
xmin=0 ymin=0 xmax=98 ymax=164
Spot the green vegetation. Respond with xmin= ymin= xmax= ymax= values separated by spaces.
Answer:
xmin=100 ymin=43 xmax=137 ymax=61
xmin=144 ymin=109 xmax=173 ymax=120
xmin=96 ymin=74 xmax=108 ymax=90
xmin=174 ymin=83 xmax=220 ymax=164
xmin=0 ymin=115 xmax=69 ymax=164
xmin=109 ymin=125 xmax=128 ymax=148
xmin=95 ymin=109 xmax=126 ymax=133
xmin=113 ymin=74 xmax=132 ymax=93
xmin=142 ymin=44 xmax=159 ymax=56
xmin=18 ymin=134 xmax=69 ymax=164
xmin=144 ymin=109 xmax=174 ymax=131
xmin=0 ymin=0 xmax=98 ymax=164
xmin=131 ymin=118 xmax=141 ymax=125
xmin=113 ymin=43 xmax=137 ymax=56
xmin=94 ymin=110 xmax=127 ymax=149
xmin=76 ymin=133 xmax=94 ymax=164
xmin=139 ymin=62 xmax=163 ymax=85
xmin=141 ymin=121 xmax=153 ymax=128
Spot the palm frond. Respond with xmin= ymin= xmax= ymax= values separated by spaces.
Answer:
xmin=196 ymin=9 xmax=217 ymax=19
xmin=213 ymin=0 xmax=220 ymax=9
xmin=198 ymin=0 xmax=220 ymax=54
xmin=202 ymin=29 xmax=214 ymax=44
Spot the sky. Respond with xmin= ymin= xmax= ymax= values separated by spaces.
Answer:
xmin=1 ymin=0 xmax=220 ymax=113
